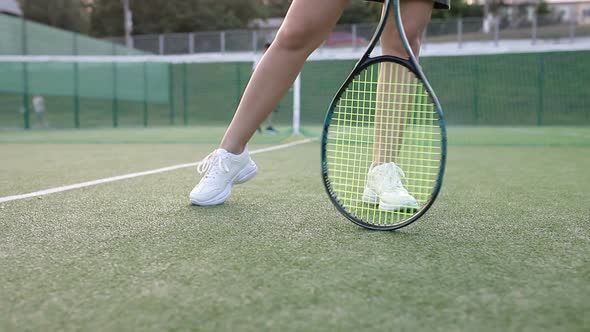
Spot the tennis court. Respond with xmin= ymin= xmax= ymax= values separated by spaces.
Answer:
xmin=1 ymin=126 xmax=589 ymax=331
xmin=2 ymin=12 xmax=590 ymax=329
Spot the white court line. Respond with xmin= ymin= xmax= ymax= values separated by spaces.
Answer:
xmin=0 ymin=138 xmax=314 ymax=204
xmin=505 ymin=128 xmax=590 ymax=139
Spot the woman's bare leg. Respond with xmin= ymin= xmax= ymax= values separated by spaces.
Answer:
xmin=220 ymin=0 xmax=348 ymax=154
xmin=373 ymin=0 xmax=433 ymax=164
xmin=381 ymin=0 xmax=433 ymax=58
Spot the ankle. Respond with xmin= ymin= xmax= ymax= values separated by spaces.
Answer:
xmin=220 ymin=144 xmax=246 ymax=155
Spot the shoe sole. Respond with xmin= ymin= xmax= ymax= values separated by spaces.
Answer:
xmin=379 ymin=200 xmax=419 ymax=212
xmin=362 ymin=188 xmax=419 ymax=212
xmin=190 ymin=162 xmax=257 ymax=206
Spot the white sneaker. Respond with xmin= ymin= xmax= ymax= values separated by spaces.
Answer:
xmin=361 ymin=163 xmax=419 ymax=211
xmin=190 ymin=148 xmax=257 ymax=206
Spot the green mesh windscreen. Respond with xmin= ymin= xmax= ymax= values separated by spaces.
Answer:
xmin=301 ymin=51 xmax=590 ymax=129
xmin=0 ymin=60 xmax=169 ymax=129
xmin=0 ymin=50 xmax=588 ymax=129
xmin=0 ymin=57 xmax=294 ymax=129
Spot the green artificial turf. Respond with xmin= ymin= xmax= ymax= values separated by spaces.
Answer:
xmin=1 ymin=127 xmax=589 ymax=331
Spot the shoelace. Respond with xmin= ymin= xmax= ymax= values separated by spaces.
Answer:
xmin=375 ymin=163 xmax=407 ymax=193
xmin=197 ymin=150 xmax=230 ymax=179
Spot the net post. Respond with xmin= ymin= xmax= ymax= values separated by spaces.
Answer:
xmin=293 ymin=73 xmax=301 ymax=135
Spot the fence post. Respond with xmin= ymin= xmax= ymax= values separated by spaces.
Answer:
xmin=182 ymin=62 xmax=188 ymax=126
xmin=472 ymin=60 xmax=480 ymax=125
xmin=493 ymin=18 xmax=499 ymax=46
xmin=72 ymin=30 xmax=78 ymax=55
xmin=112 ymin=61 xmax=119 ymax=128
xmin=220 ymin=31 xmax=226 ymax=53
xmin=569 ymin=16 xmax=576 ymax=42
xmin=22 ymin=63 xmax=30 ymax=130
xmin=189 ymin=33 xmax=195 ymax=53
xmin=73 ymin=61 xmax=80 ymax=129
xmin=159 ymin=34 xmax=165 ymax=55
xmin=352 ymin=24 xmax=358 ymax=50
xmin=252 ymin=30 xmax=258 ymax=52
xmin=143 ymin=61 xmax=149 ymax=127
xmin=169 ymin=64 xmax=175 ymax=125
xmin=73 ymin=32 xmax=80 ymax=128
xmin=21 ymin=16 xmax=27 ymax=55
xmin=537 ymin=54 xmax=544 ymax=126
xmin=20 ymin=18 xmax=30 ymax=129
xmin=457 ymin=18 xmax=463 ymax=48
xmin=532 ymin=14 xmax=537 ymax=45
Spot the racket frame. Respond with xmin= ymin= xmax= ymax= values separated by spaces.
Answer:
xmin=320 ymin=0 xmax=447 ymax=230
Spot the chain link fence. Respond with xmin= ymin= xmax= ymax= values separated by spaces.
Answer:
xmin=2 ymin=12 xmax=589 ymax=56
xmin=104 ymin=15 xmax=590 ymax=55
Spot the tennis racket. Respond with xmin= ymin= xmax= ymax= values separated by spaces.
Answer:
xmin=321 ymin=0 xmax=447 ymax=231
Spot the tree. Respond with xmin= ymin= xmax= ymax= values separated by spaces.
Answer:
xmin=537 ymin=1 xmax=550 ymax=15
xmin=18 ymin=0 xmax=90 ymax=33
xmin=258 ymin=0 xmax=381 ymax=24
xmin=339 ymin=0 xmax=381 ymax=24
xmin=431 ymin=0 xmax=484 ymax=19
xmin=259 ymin=0 xmax=290 ymax=17
xmin=87 ymin=0 xmax=394 ymax=38
xmin=89 ymin=0 xmax=265 ymax=37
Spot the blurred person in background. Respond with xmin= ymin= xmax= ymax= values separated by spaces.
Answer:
xmin=32 ymin=95 xmax=48 ymax=128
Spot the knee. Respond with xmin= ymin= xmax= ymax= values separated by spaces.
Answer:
xmin=382 ymin=31 xmax=423 ymax=58
xmin=274 ymin=25 xmax=317 ymax=52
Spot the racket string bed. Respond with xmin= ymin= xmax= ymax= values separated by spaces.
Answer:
xmin=325 ymin=62 xmax=442 ymax=227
